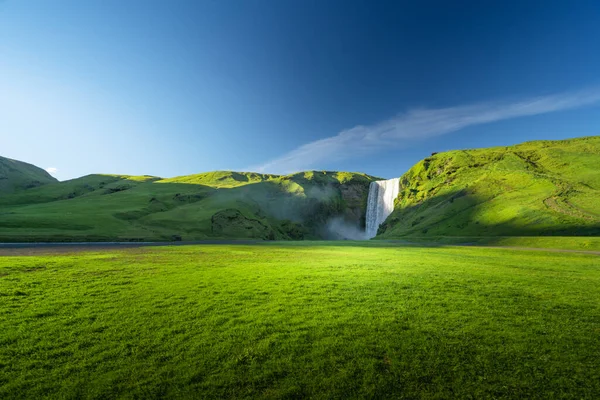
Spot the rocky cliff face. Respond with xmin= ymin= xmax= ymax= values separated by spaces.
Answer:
xmin=339 ymin=181 xmax=371 ymax=227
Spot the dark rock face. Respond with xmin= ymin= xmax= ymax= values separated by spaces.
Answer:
xmin=211 ymin=209 xmax=275 ymax=240
xmin=338 ymin=182 xmax=370 ymax=228
xmin=277 ymin=220 xmax=306 ymax=240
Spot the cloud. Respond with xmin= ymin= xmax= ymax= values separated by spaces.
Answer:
xmin=46 ymin=167 xmax=58 ymax=175
xmin=253 ymin=88 xmax=600 ymax=174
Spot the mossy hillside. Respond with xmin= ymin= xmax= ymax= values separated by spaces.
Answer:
xmin=127 ymin=171 xmax=379 ymax=241
xmin=252 ymin=171 xmax=378 ymax=230
xmin=3 ymin=135 xmax=598 ymax=242
xmin=0 ymin=170 xmax=379 ymax=242
xmin=0 ymin=155 xmax=57 ymax=193
xmin=378 ymin=135 xmax=600 ymax=238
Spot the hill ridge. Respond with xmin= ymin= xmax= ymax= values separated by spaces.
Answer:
xmin=377 ymin=135 xmax=600 ymax=239
xmin=0 ymin=135 xmax=598 ymax=242
xmin=0 ymin=155 xmax=58 ymax=194
xmin=0 ymin=167 xmax=379 ymax=242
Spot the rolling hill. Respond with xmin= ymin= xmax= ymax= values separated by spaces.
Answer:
xmin=0 ymin=169 xmax=378 ymax=242
xmin=0 ymin=155 xmax=57 ymax=194
xmin=377 ymin=135 xmax=600 ymax=240
xmin=0 ymin=135 xmax=598 ymax=243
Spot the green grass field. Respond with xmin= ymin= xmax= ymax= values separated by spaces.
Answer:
xmin=1 ymin=243 xmax=599 ymax=399
xmin=383 ymin=235 xmax=600 ymax=251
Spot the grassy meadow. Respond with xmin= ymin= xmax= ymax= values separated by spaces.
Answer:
xmin=1 ymin=242 xmax=599 ymax=399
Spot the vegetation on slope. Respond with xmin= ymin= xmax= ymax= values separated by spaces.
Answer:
xmin=378 ymin=135 xmax=600 ymax=239
xmin=0 ymin=174 xmax=160 ymax=207
xmin=2 ymin=135 xmax=598 ymax=242
xmin=1 ymin=243 xmax=599 ymax=398
xmin=0 ymin=169 xmax=379 ymax=242
xmin=0 ymin=155 xmax=57 ymax=194
xmin=157 ymin=171 xmax=279 ymax=188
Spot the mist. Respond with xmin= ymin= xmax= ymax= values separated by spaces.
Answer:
xmin=322 ymin=217 xmax=367 ymax=240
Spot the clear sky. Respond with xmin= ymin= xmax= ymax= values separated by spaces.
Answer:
xmin=2 ymin=0 xmax=600 ymax=181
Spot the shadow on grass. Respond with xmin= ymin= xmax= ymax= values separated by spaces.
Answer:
xmin=379 ymin=188 xmax=600 ymax=240
xmin=0 ymin=174 xmax=374 ymax=243
xmin=3 ymin=173 xmax=598 ymax=246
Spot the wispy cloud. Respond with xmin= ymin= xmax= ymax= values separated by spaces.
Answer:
xmin=46 ymin=167 xmax=58 ymax=175
xmin=253 ymin=88 xmax=600 ymax=174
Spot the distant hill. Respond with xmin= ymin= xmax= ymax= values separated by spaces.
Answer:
xmin=1 ymin=135 xmax=598 ymax=243
xmin=0 ymin=156 xmax=58 ymax=194
xmin=377 ymin=136 xmax=600 ymax=239
xmin=0 ymin=168 xmax=379 ymax=242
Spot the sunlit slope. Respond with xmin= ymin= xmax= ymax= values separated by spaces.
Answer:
xmin=378 ymin=136 xmax=600 ymax=238
xmin=0 ymin=155 xmax=57 ymax=193
xmin=0 ymin=170 xmax=378 ymax=241
xmin=157 ymin=171 xmax=279 ymax=188
xmin=142 ymin=171 xmax=377 ymax=240
xmin=0 ymin=174 xmax=160 ymax=207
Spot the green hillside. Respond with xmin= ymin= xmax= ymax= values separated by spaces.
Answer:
xmin=0 ymin=155 xmax=58 ymax=193
xmin=0 ymin=169 xmax=378 ymax=242
xmin=377 ymin=135 xmax=600 ymax=239
xmin=158 ymin=171 xmax=280 ymax=188
xmin=1 ymin=135 xmax=598 ymax=243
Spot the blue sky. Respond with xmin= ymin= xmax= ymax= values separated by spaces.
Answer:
xmin=2 ymin=0 xmax=600 ymax=181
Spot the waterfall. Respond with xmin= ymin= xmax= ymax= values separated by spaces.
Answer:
xmin=365 ymin=178 xmax=400 ymax=238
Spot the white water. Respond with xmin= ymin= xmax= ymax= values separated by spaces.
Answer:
xmin=365 ymin=178 xmax=400 ymax=238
